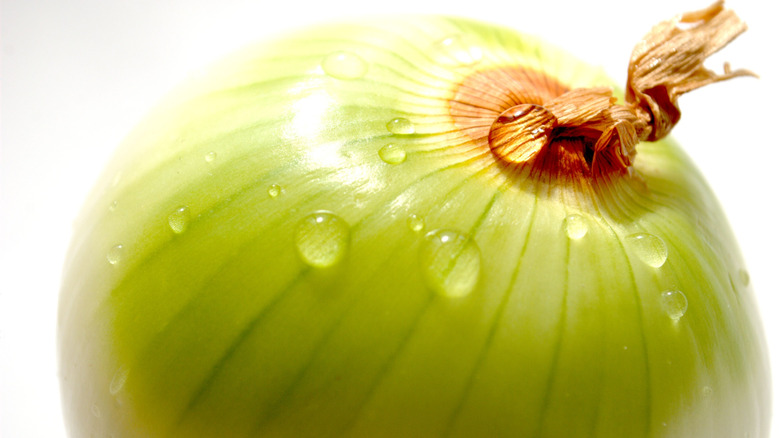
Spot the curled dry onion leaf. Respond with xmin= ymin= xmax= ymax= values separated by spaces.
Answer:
xmin=58 ymin=2 xmax=770 ymax=437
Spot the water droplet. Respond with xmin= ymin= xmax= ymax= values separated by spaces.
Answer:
xmin=109 ymin=366 xmax=129 ymax=395
xmin=419 ymin=229 xmax=481 ymax=298
xmin=106 ymin=245 xmax=124 ymax=265
xmin=378 ymin=144 xmax=407 ymax=164
xmin=488 ymin=104 xmax=556 ymax=164
xmin=386 ymin=118 xmax=415 ymax=135
xmin=205 ymin=151 xmax=217 ymax=163
xmin=407 ymin=214 xmax=425 ymax=232
xmin=268 ymin=184 xmax=282 ymax=198
xmin=322 ymin=51 xmax=368 ymax=80
xmin=739 ymin=269 xmax=750 ymax=286
xmin=108 ymin=200 xmax=118 ymax=212
xmin=563 ymin=214 xmax=588 ymax=239
xmin=295 ymin=211 xmax=350 ymax=268
xmin=168 ymin=206 xmax=190 ymax=234
xmin=660 ymin=290 xmax=688 ymax=320
xmin=702 ymin=386 xmax=714 ymax=397
xmin=431 ymin=35 xmax=483 ymax=66
xmin=91 ymin=404 xmax=102 ymax=418
xmin=626 ymin=233 xmax=668 ymax=268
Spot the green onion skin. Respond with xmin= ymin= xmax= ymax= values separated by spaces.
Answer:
xmin=58 ymin=16 xmax=770 ymax=438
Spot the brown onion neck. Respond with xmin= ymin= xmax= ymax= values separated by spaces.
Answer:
xmin=487 ymin=1 xmax=754 ymax=178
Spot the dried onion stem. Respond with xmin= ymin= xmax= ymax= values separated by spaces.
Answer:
xmin=474 ymin=1 xmax=754 ymax=177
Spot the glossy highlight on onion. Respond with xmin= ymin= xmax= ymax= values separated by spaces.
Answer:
xmin=58 ymin=2 xmax=770 ymax=437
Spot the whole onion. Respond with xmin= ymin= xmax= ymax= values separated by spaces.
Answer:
xmin=58 ymin=2 xmax=770 ymax=437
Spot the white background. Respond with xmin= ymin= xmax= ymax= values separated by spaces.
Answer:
xmin=1 ymin=0 xmax=777 ymax=436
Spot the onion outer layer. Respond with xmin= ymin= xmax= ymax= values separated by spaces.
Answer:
xmin=58 ymin=14 xmax=770 ymax=438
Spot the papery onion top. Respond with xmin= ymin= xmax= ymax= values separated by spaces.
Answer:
xmin=449 ymin=0 xmax=753 ymax=181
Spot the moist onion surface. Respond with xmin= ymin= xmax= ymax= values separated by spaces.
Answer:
xmin=58 ymin=12 xmax=770 ymax=438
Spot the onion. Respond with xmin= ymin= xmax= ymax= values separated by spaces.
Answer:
xmin=58 ymin=2 xmax=770 ymax=436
